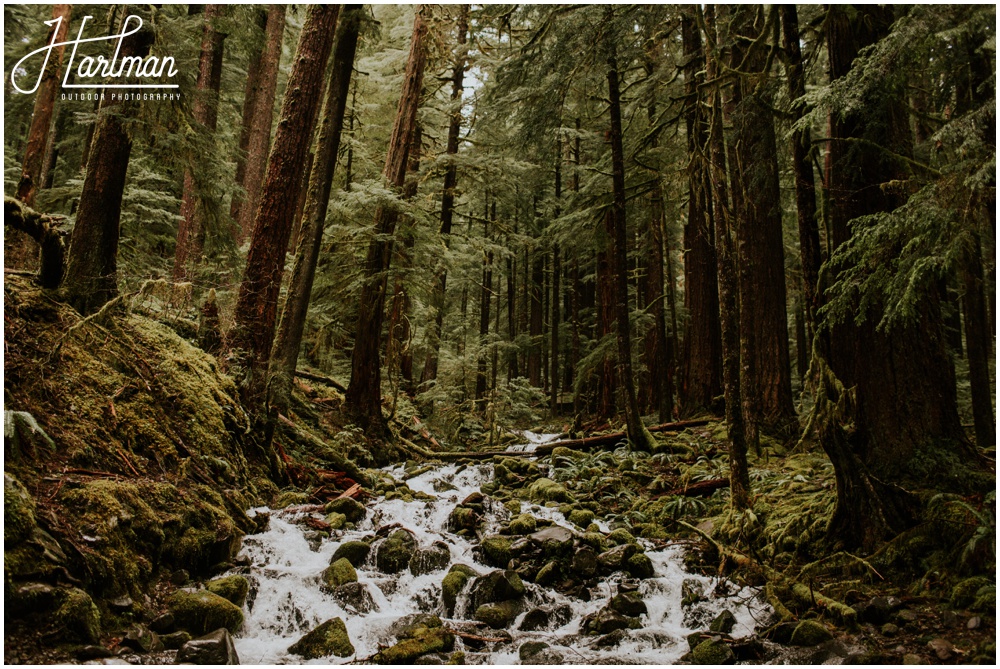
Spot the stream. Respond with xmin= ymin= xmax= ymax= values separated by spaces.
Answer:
xmin=228 ymin=435 xmax=770 ymax=664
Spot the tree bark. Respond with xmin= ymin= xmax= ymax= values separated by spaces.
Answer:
xmin=528 ymin=243 xmax=544 ymax=387
xmin=230 ymin=8 xmax=267 ymax=225
xmin=230 ymin=4 xmax=339 ymax=405
xmin=63 ymin=10 xmax=154 ymax=315
xmin=961 ymin=232 xmax=994 ymax=448
xmin=476 ymin=207 xmax=494 ymax=408
xmin=596 ymin=244 xmax=617 ymax=419
xmin=174 ymin=4 xmax=227 ymax=281
xmin=345 ymin=8 xmax=428 ymax=444
xmin=4 ymin=197 xmax=66 ymax=289
xmin=268 ymin=6 xmax=362 ymax=418
xmin=550 ymin=145 xmax=562 ymax=413
xmin=234 ymin=5 xmax=285 ymax=242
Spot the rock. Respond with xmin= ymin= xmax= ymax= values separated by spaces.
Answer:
xmin=9 ymin=582 xmax=59 ymax=614
xmin=530 ymin=526 xmax=576 ymax=557
xmin=205 ymin=575 xmax=250 ymax=608
xmin=167 ymin=589 xmax=244 ymax=635
xmin=441 ymin=571 xmax=473 ymax=616
xmin=895 ymin=609 xmax=918 ymax=624
xmin=448 ymin=506 xmax=479 ymax=532
xmin=709 ymin=609 xmax=736 ymax=634
xmin=519 ymin=641 xmax=549 ymax=661
xmin=332 ymin=540 xmax=371 ymax=568
xmin=607 ymin=528 xmax=635 ymax=546
xmin=610 ymin=591 xmax=648 ymax=618
xmin=120 ymin=625 xmax=163 ymax=653
xmin=508 ymin=514 xmax=537 ymax=535
xmin=333 ymin=582 xmax=378 ymax=613
xmin=626 ymin=552 xmax=655 ymax=579
xmin=288 ymin=617 xmax=355 ymax=660
xmin=160 ymin=631 xmax=191 ymax=650
xmin=926 ymin=638 xmax=954 ymax=661
xmin=108 ymin=595 xmax=134 ymax=612
xmin=967 ymin=616 xmax=982 ymax=630
xmin=273 ymin=490 xmax=310 ymax=509
xmin=568 ymin=509 xmax=595 ymax=528
xmin=582 ymin=608 xmax=634 ymax=635
xmin=373 ymin=627 xmax=455 ymax=664
xmin=950 ymin=576 xmax=992 ymax=609
xmin=594 ymin=629 xmax=628 ymax=648
xmin=325 ymin=497 xmax=366 ymax=523
xmin=4 ymin=473 xmax=36 ymax=544
xmin=790 ymin=620 xmax=833 ymax=647
xmin=731 ymin=638 xmax=765 ymax=662
xmin=681 ymin=579 xmax=706 ymax=606
xmin=469 ymin=570 xmax=525 ymax=609
xmin=764 ymin=621 xmax=798 ymax=645
xmin=479 ymin=535 xmax=513 ymax=568
xmin=325 ymin=512 xmax=347 ymax=530
xmin=535 ymin=561 xmax=560 ymax=586
xmin=56 ymin=588 xmax=102 ymax=644
xmin=527 ymin=478 xmax=574 ymax=504
xmin=177 ymin=628 xmax=240 ymax=664
xmin=903 ymin=654 xmax=928 ymax=665
xmin=322 ymin=558 xmax=358 ymax=590
xmin=691 ymin=638 xmax=735 ymax=665
xmin=940 ymin=609 xmax=959 ymax=628
xmin=597 ymin=543 xmax=636 ymax=573
xmin=410 ymin=542 xmax=451 ymax=576
xmin=531 ymin=648 xmax=566 ymax=664
xmin=74 ymin=645 xmax=113 ymax=660
xmin=580 ymin=531 xmax=609 ymax=553
xmin=858 ymin=595 xmax=902 ymax=624
xmin=474 ymin=600 xmax=522 ymax=629
xmin=149 ymin=612 xmax=175 ymax=634
xmin=171 ymin=569 xmax=191 ymax=586
xmin=388 ymin=614 xmax=443 ymax=639
xmin=880 ymin=623 xmax=899 ymax=636
xmin=375 ymin=530 xmax=417 ymax=574
xmin=572 ymin=547 xmax=598 ymax=578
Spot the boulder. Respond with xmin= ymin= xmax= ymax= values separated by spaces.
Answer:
xmin=516 ymin=604 xmax=572 ymax=632
xmin=448 ymin=506 xmax=479 ymax=533
xmin=325 ymin=512 xmax=347 ymax=530
xmin=56 ymin=588 xmax=102 ymax=644
xmin=332 ymin=540 xmax=371 ymax=568
xmin=527 ymin=478 xmax=574 ymax=504
xmin=790 ymin=620 xmax=833 ymax=647
xmin=322 ymin=558 xmax=358 ymax=591
xmin=288 ymin=617 xmax=355 ymax=659
xmin=582 ymin=607 xmax=636 ymax=635
xmin=120 ymin=625 xmax=164 ymax=653
xmin=149 ymin=612 xmax=175 ymax=634
xmin=519 ymin=641 xmax=549 ymax=662
xmin=610 ymin=591 xmax=648 ymax=618
xmin=441 ymin=569 xmax=473 ymax=616
xmin=580 ymin=531 xmax=609 ymax=553
xmin=5 ymin=473 xmax=37 ymax=544
xmin=691 ymin=638 xmax=735 ymax=665
xmin=597 ymin=543 xmax=636 ymax=573
xmin=410 ymin=542 xmax=451 ymax=576
xmin=167 ymin=589 xmax=244 ymax=635
xmin=469 ymin=570 xmax=525 ymax=609
xmin=160 ymin=631 xmax=191 ymax=650
xmin=626 ymin=553 xmax=655 ymax=579
xmin=177 ymin=628 xmax=240 ymax=664
xmin=709 ymin=610 xmax=737 ymax=635
xmin=474 ymin=600 xmax=522 ymax=630
xmin=325 ymin=497 xmax=367 ymax=523
xmin=530 ymin=526 xmax=575 ymax=557
xmin=508 ymin=514 xmax=537 ymax=535
xmin=375 ymin=530 xmax=417 ymax=574
xmin=373 ymin=627 xmax=455 ymax=664
xmin=388 ymin=614 xmax=443 ymax=640
xmin=606 ymin=528 xmax=636 ymax=546
xmin=479 ymin=535 xmax=513 ymax=568
xmin=572 ymin=547 xmax=598 ymax=578
xmin=567 ymin=509 xmax=595 ymax=528
xmin=333 ymin=582 xmax=378 ymax=614
xmin=205 ymin=575 xmax=250 ymax=608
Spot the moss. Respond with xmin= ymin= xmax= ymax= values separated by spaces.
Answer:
xmin=691 ymin=638 xmax=734 ymax=665
xmin=167 ymin=589 xmax=243 ymax=635
xmin=474 ymin=600 xmax=521 ymax=629
xmin=580 ymin=532 xmax=609 ymax=553
xmin=480 ymin=536 xmax=512 ymax=568
xmin=326 ymin=512 xmax=347 ymax=530
xmin=325 ymin=497 xmax=366 ymax=523
xmin=375 ymin=530 xmax=417 ymax=574
xmin=508 ymin=514 xmax=537 ymax=535
xmin=607 ymin=528 xmax=636 ymax=546
xmin=971 ymin=585 xmax=995 ymax=613
xmin=441 ymin=570 xmax=472 ymax=616
xmin=535 ymin=561 xmax=560 ymax=586
xmin=504 ymin=500 xmax=521 ymax=514
xmin=55 ymin=587 xmax=101 ymax=644
xmin=323 ymin=558 xmax=358 ymax=590
xmin=519 ymin=641 xmax=549 ymax=662
xmin=4 ymin=474 xmax=36 ymax=544
xmin=527 ymin=478 xmax=574 ymax=504
xmin=273 ymin=491 xmax=310 ymax=509
xmin=332 ymin=541 xmax=371 ymax=568
xmin=626 ymin=552 xmax=656 ymax=579
xmin=790 ymin=619 xmax=833 ymax=646
xmin=950 ymin=576 xmax=992 ymax=609
xmin=550 ymin=446 xmax=587 ymax=462
xmin=568 ymin=509 xmax=595 ymax=528
xmin=288 ymin=617 xmax=355 ymax=659
xmin=206 ymin=575 xmax=250 ymax=608
xmin=374 ymin=627 xmax=455 ymax=664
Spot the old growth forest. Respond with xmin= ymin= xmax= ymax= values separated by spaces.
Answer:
xmin=3 ymin=3 xmax=997 ymax=665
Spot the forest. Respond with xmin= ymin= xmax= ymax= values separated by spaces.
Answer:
xmin=3 ymin=3 xmax=996 ymax=665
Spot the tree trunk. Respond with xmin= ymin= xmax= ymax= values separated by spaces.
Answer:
xmin=268 ymin=6 xmax=362 ymax=417
xmin=606 ymin=55 xmax=655 ymax=451
xmin=476 ymin=209 xmax=493 ymax=408
xmin=419 ymin=5 xmax=469 ymax=387
xmin=550 ymin=145 xmax=562 ymax=413
xmin=506 ymin=250 xmax=519 ymax=381
xmin=234 ymin=5 xmax=285 ymax=242
xmin=230 ymin=8 xmax=267 ymax=224
xmin=528 ymin=244 xmax=544 ymax=387
xmin=229 ymin=4 xmax=339 ymax=405
xmin=961 ymin=232 xmax=994 ymax=448
xmin=63 ymin=11 xmax=154 ymax=315
xmin=174 ymin=4 xmax=227 ymax=281
xmin=345 ymin=8 xmax=428 ymax=443
xmin=596 ymin=244 xmax=617 ymax=420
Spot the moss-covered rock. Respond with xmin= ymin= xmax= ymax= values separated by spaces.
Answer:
xmin=375 ymin=530 xmax=417 ymax=574
xmin=410 ymin=542 xmax=451 ymax=576
xmin=4 ymin=474 xmax=36 ymax=544
xmin=580 ymin=531 xmax=609 ymax=553
xmin=597 ymin=543 xmax=637 ymax=573
xmin=469 ymin=570 xmax=526 ymax=609
xmin=508 ymin=514 xmax=537 ymax=535
xmin=288 ymin=617 xmax=355 ymax=659
xmin=607 ymin=528 xmax=636 ymax=546
xmin=479 ymin=535 xmax=512 ymax=568
xmin=205 ymin=575 xmax=250 ymax=608
xmin=441 ymin=566 xmax=476 ymax=616
xmin=535 ymin=560 xmax=561 ymax=586
xmin=709 ymin=609 xmax=737 ymax=634
xmin=610 ymin=591 xmax=648 ymax=618
xmin=55 ymin=588 xmax=101 ymax=643
xmin=626 ymin=552 xmax=656 ymax=579
xmin=448 ymin=506 xmax=479 ymax=532
xmin=531 ymin=526 xmax=576 ymax=557
xmin=692 ymin=638 xmax=735 ymax=664
xmin=581 ymin=607 xmax=637 ymax=635
xmin=325 ymin=512 xmax=347 ymax=530
xmin=971 ymin=585 xmax=995 ymax=613
xmin=790 ymin=620 xmax=833 ymax=646
xmin=951 ymin=577 xmax=993 ymax=609
xmin=568 ymin=509 xmax=596 ymax=528
xmin=273 ymin=490 xmax=310 ymax=509
xmin=550 ymin=446 xmax=587 ymax=462
xmin=325 ymin=497 xmax=366 ymax=524
xmin=474 ymin=600 xmax=522 ymax=630
xmin=373 ymin=627 xmax=455 ymax=664
xmin=527 ymin=478 xmax=574 ymax=504
xmin=167 ymin=589 xmax=244 ymax=635
xmin=323 ymin=558 xmax=358 ymax=591
xmin=332 ymin=540 xmax=371 ymax=568
xmin=504 ymin=500 xmax=521 ymax=514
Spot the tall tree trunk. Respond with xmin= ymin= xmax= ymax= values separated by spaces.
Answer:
xmin=476 ymin=207 xmax=493 ymax=408
xmin=680 ymin=12 xmax=723 ymax=416
xmin=230 ymin=8 xmax=267 ymax=224
xmin=174 ymin=4 xmax=227 ymax=281
xmin=596 ymin=244 xmax=617 ymax=419
xmin=268 ymin=6 xmax=362 ymax=417
xmin=550 ymin=144 xmax=562 ymax=413
xmin=961 ymin=232 xmax=994 ymax=448
xmin=234 ymin=5 xmax=285 ymax=242
xmin=420 ymin=5 xmax=469 ymax=386
xmin=506 ymin=248 xmax=519 ymax=381
xmin=230 ymin=5 xmax=339 ymax=406
xmin=63 ymin=10 xmax=153 ymax=315
xmin=345 ymin=8 xmax=427 ymax=444
xmin=528 ymin=245 xmax=544 ymax=387
xmin=703 ymin=5 xmax=751 ymax=509
xmin=607 ymin=54 xmax=655 ymax=451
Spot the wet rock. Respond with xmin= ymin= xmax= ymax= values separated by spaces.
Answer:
xmin=580 ymin=531 xmax=609 ymax=553
xmin=634 ymin=523 xmax=670 ymax=541
xmin=519 ymin=641 xmax=549 ymax=661
xmin=950 ymin=576 xmax=991 ymax=609
xmin=607 ymin=528 xmax=636 ymax=546
xmin=881 ymin=623 xmax=899 ymax=636
xmin=967 ymin=616 xmax=982 ymax=630
xmin=205 ymin=575 xmax=250 ymax=608
xmin=332 ymin=540 xmax=371 ymax=568
xmin=325 ymin=512 xmax=347 ymax=530
xmin=463 ymin=492 xmax=485 ymax=506
xmin=448 ymin=506 xmax=479 ymax=533
xmin=692 ymin=638 xmax=735 ymax=665
xmin=288 ymin=617 xmax=354 ymax=660
xmin=531 ymin=648 xmax=566 ymax=664
xmin=597 ymin=543 xmax=636 ymax=573
xmin=682 ymin=579 xmax=706 ymax=607
xmin=763 ymin=621 xmax=797 ymax=644
xmin=594 ymin=629 xmax=628 ymax=648
xmin=534 ymin=560 xmax=560 ymax=586
xmin=171 ymin=569 xmax=190 ymax=586
xmin=441 ymin=565 xmax=476 ymax=616
xmin=940 ymin=609 xmax=959 ymax=628
xmin=375 ymin=530 xmax=417 ymax=574
xmin=789 ymin=619 xmax=832 ymax=646
xmin=322 ymin=557 xmax=358 ymax=591
xmin=479 ymin=536 xmax=513 ymax=568
xmin=333 ymin=582 xmax=378 ymax=614
xmin=74 ymin=645 xmax=114 ymax=660
xmin=517 ymin=604 xmax=572 ymax=632
xmin=388 ymin=614 xmax=443 ymax=639
xmin=410 ymin=542 xmax=451 ymax=576
xmin=731 ymin=638 xmax=764 ymax=662
xmin=530 ymin=526 xmax=575 ymax=557
xmin=160 ymin=631 xmax=191 ymax=650
xmin=474 ymin=600 xmax=522 ymax=629
xmin=626 ymin=552 xmax=655 ymax=579
xmin=582 ymin=607 xmax=637 ymax=635
xmin=572 ymin=547 xmax=598 ymax=577
xmin=610 ymin=591 xmax=648 ymax=618
xmin=325 ymin=497 xmax=366 ymax=523
xmin=469 ymin=570 xmax=525 ymax=609
xmin=567 ymin=508 xmax=595 ymax=528
xmin=927 ymin=638 xmax=954 ymax=661
xmin=176 ymin=628 xmax=240 ymax=664
xmin=56 ymin=587 xmax=102 ymax=644
xmin=858 ymin=595 xmax=902 ymax=624
xmin=903 ymin=653 xmax=929 ymax=665
xmin=527 ymin=478 xmax=574 ymax=504
xmin=120 ymin=625 xmax=163 ymax=653
xmin=709 ymin=609 xmax=736 ymax=634
xmin=895 ymin=609 xmax=918 ymax=624
xmin=149 ymin=613 xmax=175 ymax=634
xmin=167 ymin=589 xmax=243 ymax=635
xmin=4 ymin=473 xmax=36 ymax=544
xmin=373 ymin=627 xmax=455 ymax=664
xmin=508 ymin=514 xmax=537 ymax=535
xmin=273 ymin=490 xmax=310 ymax=509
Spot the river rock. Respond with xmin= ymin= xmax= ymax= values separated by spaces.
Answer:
xmin=572 ymin=547 xmax=598 ymax=577
xmin=475 ymin=600 xmax=522 ymax=629
xmin=332 ymin=540 xmax=371 ymax=568
xmin=388 ymin=614 xmax=443 ymax=640
xmin=333 ymin=582 xmax=378 ymax=613
xmin=288 ymin=617 xmax=354 ymax=659
xmin=607 ymin=528 xmax=636 ymax=546
xmin=519 ymin=641 xmax=549 ymax=661
xmin=323 ymin=558 xmax=358 ymax=591
xmin=508 ymin=514 xmax=537 ymax=535
xmin=626 ymin=552 xmax=655 ymax=579
xmin=177 ymin=628 xmax=240 ymax=664
xmin=120 ymin=625 xmax=164 ymax=653
xmin=682 ymin=579 xmax=705 ymax=606
xmin=373 ymin=626 xmax=455 ymax=664
xmin=709 ymin=609 xmax=737 ymax=634
xmin=325 ymin=497 xmax=366 ymax=523
xmin=597 ymin=543 xmax=636 ymax=573
xmin=517 ymin=604 xmax=572 ymax=631
xmin=610 ymin=591 xmax=648 ymax=618
xmin=582 ymin=607 xmax=638 ymax=635
xmin=160 ymin=631 xmax=191 ymax=650
xmin=206 ymin=575 xmax=250 ymax=608
xmin=530 ymin=526 xmax=575 ymax=556
xmin=469 ymin=570 xmax=525 ymax=609
xmin=691 ymin=637 xmax=734 ymax=665
xmin=149 ymin=612 xmax=175 ymax=634
xmin=479 ymin=535 xmax=513 ymax=567
xmin=927 ymin=638 xmax=954 ymax=661
xmin=527 ymin=478 xmax=574 ymax=504
xmin=375 ymin=530 xmax=417 ymax=574
xmin=580 ymin=531 xmax=609 ymax=553
xmin=56 ymin=587 xmax=102 ymax=644
xmin=567 ymin=508 xmax=595 ymax=528
xmin=74 ymin=645 xmax=114 ymax=660
xmin=410 ymin=542 xmax=451 ymax=576
xmin=535 ymin=560 xmax=561 ymax=586
xmin=789 ymin=619 xmax=833 ymax=646
xmin=448 ymin=506 xmax=479 ymax=533
xmin=167 ymin=589 xmax=243 ymax=635
xmin=441 ymin=564 xmax=477 ymax=616
xmin=594 ymin=628 xmax=628 ymax=648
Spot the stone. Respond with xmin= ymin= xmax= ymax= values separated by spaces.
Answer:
xmin=441 ymin=571 xmax=473 ymax=616
xmin=626 ymin=552 xmax=655 ymax=579
xmin=325 ymin=497 xmax=366 ymax=523
xmin=582 ymin=608 xmax=633 ymax=635
xmin=950 ymin=576 xmax=992 ymax=609
xmin=469 ymin=570 xmax=525 ymax=609
xmin=388 ymin=614 xmax=443 ymax=640
xmin=530 ymin=526 xmax=575 ymax=556
xmin=535 ymin=561 xmax=560 ymax=586
xmin=410 ymin=542 xmax=451 ymax=576
xmin=681 ymin=579 xmax=706 ymax=606
xmin=580 ymin=531 xmax=609 ymax=553
xmin=508 ymin=514 xmax=537 ymax=535
xmin=926 ymin=638 xmax=954 ymax=661
xmin=205 ymin=575 xmax=250 ymax=608
xmin=597 ymin=543 xmax=637 ymax=573
xmin=607 ymin=528 xmax=636 ymax=546
xmin=790 ymin=620 xmax=833 ymax=647
xmin=691 ymin=638 xmax=735 ymax=665
xmin=880 ymin=623 xmax=899 ymax=636
xmin=167 ymin=589 xmax=244 ymax=635
xmin=572 ymin=547 xmax=598 ymax=578
xmin=333 ymin=582 xmax=378 ymax=614
xmin=373 ymin=627 xmax=455 ymax=664
xmin=940 ymin=610 xmax=959 ymax=628
xmin=149 ymin=612 xmax=175 ymax=634
xmin=896 ymin=609 xmax=918 ymax=624
xmin=160 ymin=631 xmax=191 ymax=650
xmin=527 ymin=478 xmax=574 ymax=504
xmin=594 ymin=629 xmax=628 ymax=648
xmin=332 ymin=540 xmax=371 ymax=568
xmin=120 ymin=625 xmax=163 ymax=653
xmin=709 ymin=609 xmax=736 ymax=634
xmin=531 ymin=648 xmax=566 ymax=664
xmin=462 ymin=492 xmax=485 ymax=506
xmin=171 ymin=569 xmax=191 ymax=586
xmin=56 ymin=588 xmax=102 ymax=644
xmin=448 ymin=506 xmax=479 ymax=532
xmin=9 ymin=582 xmax=59 ymax=614
xmin=474 ymin=600 xmax=522 ymax=629
xmin=288 ymin=617 xmax=355 ymax=660
xmin=858 ymin=595 xmax=902 ymax=624
xmin=519 ymin=641 xmax=549 ymax=661
xmin=177 ymin=628 xmax=240 ymax=664
xmin=325 ymin=512 xmax=347 ymax=530
xmin=610 ymin=591 xmax=648 ymax=618
xmin=323 ymin=558 xmax=358 ymax=590
xmin=375 ymin=530 xmax=417 ymax=574
xmin=108 ymin=596 xmax=134 ymax=612
xmin=4 ymin=473 xmax=36 ymax=544
xmin=479 ymin=536 xmax=512 ymax=568
xmin=967 ymin=616 xmax=982 ymax=630
xmin=902 ymin=654 xmax=928 ymax=665
xmin=568 ymin=509 xmax=595 ymax=528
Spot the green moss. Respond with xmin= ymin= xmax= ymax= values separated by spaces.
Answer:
xmin=325 ymin=497 xmax=366 ymax=523
xmin=691 ymin=638 xmax=734 ymax=664
xmin=550 ymin=447 xmax=587 ymax=461
xmin=206 ymin=575 xmax=250 ymax=608
xmin=332 ymin=541 xmax=371 ymax=568
xmin=375 ymin=530 xmax=417 ymax=574
xmin=504 ymin=500 xmax=521 ymax=514
xmin=441 ymin=570 xmax=472 ymax=616
xmin=55 ymin=587 xmax=101 ymax=644
xmin=474 ymin=600 xmax=521 ymax=629
xmin=971 ymin=585 xmax=995 ymax=613
xmin=167 ymin=589 xmax=243 ymax=635
xmin=4 ymin=474 xmax=36 ymax=544
xmin=373 ymin=628 xmax=455 ymax=664
xmin=323 ymin=558 xmax=358 ymax=590
xmin=568 ymin=509 xmax=595 ymax=528
xmin=288 ymin=617 xmax=355 ymax=659
xmin=535 ymin=561 xmax=560 ymax=586
xmin=508 ymin=514 xmax=537 ymax=535
xmin=527 ymin=478 xmax=574 ymax=504
xmin=580 ymin=532 xmax=609 ymax=553
xmin=951 ymin=576 xmax=993 ymax=609
xmin=790 ymin=620 xmax=833 ymax=646
xmin=607 ymin=528 xmax=636 ymax=546
xmin=273 ymin=491 xmax=310 ymax=509
xmin=325 ymin=512 xmax=347 ymax=530
xmin=626 ymin=552 xmax=656 ymax=579
xmin=480 ymin=536 xmax=512 ymax=568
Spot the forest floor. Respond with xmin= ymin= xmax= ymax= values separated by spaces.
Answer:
xmin=3 ymin=274 xmax=995 ymax=664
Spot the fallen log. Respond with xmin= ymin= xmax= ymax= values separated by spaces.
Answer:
xmin=294 ymin=368 xmax=347 ymax=392
xmin=531 ymin=418 xmax=714 ymax=454
xmin=4 ymin=197 xmax=66 ymax=289
xmin=656 ymin=477 xmax=729 ymax=498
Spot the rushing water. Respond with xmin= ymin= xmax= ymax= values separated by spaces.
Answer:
xmin=230 ymin=436 xmax=769 ymax=664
